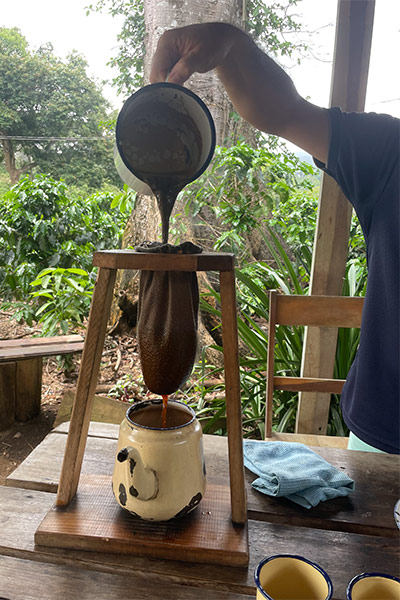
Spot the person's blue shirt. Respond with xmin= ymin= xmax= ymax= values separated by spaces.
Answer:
xmin=315 ymin=107 xmax=400 ymax=454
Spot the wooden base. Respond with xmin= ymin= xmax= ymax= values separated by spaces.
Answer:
xmin=35 ymin=475 xmax=249 ymax=567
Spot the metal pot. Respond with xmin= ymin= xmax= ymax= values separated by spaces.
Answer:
xmin=114 ymin=82 xmax=216 ymax=195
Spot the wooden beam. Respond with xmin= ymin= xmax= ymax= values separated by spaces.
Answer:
xmin=0 ymin=362 xmax=16 ymax=431
xmin=56 ymin=267 xmax=117 ymax=506
xmin=219 ymin=270 xmax=247 ymax=525
xmin=297 ymin=0 xmax=375 ymax=434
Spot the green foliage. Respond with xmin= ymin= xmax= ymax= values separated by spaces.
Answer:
xmin=0 ymin=27 xmax=118 ymax=188
xmin=0 ymin=164 xmax=10 ymax=195
xmin=197 ymin=241 xmax=367 ymax=438
xmin=193 ymin=229 xmax=310 ymax=438
xmin=108 ymin=373 xmax=145 ymax=402
xmin=269 ymin=181 xmax=319 ymax=249
xmin=0 ymin=25 xmax=28 ymax=56
xmin=176 ymin=142 xmax=316 ymax=264
xmin=0 ymin=173 xmax=134 ymax=299
xmin=171 ymin=138 xmax=369 ymax=438
xmin=174 ymin=140 xmax=367 ymax=437
xmin=30 ymin=267 xmax=95 ymax=336
xmin=87 ymin=0 xmax=145 ymax=96
xmin=186 ymin=213 xmax=368 ymax=438
xmin=245 ymin=0 xmax=306 ymax=56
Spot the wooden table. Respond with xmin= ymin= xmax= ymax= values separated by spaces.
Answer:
xmin=1 ymin=422 xmax=399 ymax=599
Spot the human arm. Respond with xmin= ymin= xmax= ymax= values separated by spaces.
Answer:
xmin=150 ymin=22 xmax=329 ymax=163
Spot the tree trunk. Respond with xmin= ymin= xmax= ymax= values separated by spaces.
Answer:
xmin=1 ymin=136 xmax=36 ymax=185
xmin=144 ymin=0 xmax=244 ymax=145
xmin=1 ymin=138 xmax=21 ymax=185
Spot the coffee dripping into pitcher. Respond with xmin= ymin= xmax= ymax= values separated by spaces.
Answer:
xmin=112 ymin=83 xmax=215 ymax=520
xmin=115 ymin=82 xmax=215 ymax=408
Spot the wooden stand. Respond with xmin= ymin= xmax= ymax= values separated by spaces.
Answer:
xmin=36 ymin=250 xmax=248 ymax=565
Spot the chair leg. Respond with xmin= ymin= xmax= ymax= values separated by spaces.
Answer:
xmin=265 ymin=290 xmax=277 ymax=438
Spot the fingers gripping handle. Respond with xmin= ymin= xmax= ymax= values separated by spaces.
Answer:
xmin=117 ymin=446 xmax=158 ymax=501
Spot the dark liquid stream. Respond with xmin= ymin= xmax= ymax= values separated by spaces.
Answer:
xmin=162 ymin=394 xmax=168 ymax=428
xmin=139 ymin=174 xmax=188 ymax=244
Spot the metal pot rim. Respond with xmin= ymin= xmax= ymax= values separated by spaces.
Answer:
xmin=126 ymin=398 xmax=196 ymax=431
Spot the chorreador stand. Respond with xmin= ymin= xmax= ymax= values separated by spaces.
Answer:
xmin=35 ymin=250 xmax=248 ymax=567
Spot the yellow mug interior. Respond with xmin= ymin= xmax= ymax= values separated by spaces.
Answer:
xmin=256 ymin=556 xmax=331 ymax=600
xmin=349 ymin=575 xmax=400 ymax=600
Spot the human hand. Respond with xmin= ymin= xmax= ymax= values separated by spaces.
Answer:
xmin=150 ymin=22 xmax=244 ymax=85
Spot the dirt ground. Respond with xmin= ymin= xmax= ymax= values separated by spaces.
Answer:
xmin=0 ymin=308 xmax=140 ymax=485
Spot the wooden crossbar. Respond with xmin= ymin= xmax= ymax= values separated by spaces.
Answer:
xmin=275 ymin=294 xmax=364 ymax=328
xmin=273 ymin=376 xmax=345 ymax=394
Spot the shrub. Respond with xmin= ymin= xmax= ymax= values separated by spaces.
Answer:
xmin=29 ymin=267 xmax=95 ymax=336
xmin=0 ymin=174 xmax=134 ymax=300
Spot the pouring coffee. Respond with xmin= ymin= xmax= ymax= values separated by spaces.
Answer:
xmin=115 ymin=82 xmax=216 ymax=243
xmin=113 ymin=85 xmax=215 ymax=519
xmin=114 ymin=82 xmax=216 ymax=399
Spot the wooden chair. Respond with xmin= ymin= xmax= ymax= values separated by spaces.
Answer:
xmin=265 ymin=290 xmax=364 ymax=448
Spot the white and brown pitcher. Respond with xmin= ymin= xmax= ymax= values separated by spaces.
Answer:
xmin=112 ymin=399 xmax=206 ymax=521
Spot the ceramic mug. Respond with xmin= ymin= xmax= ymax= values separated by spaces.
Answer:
xmin=347 ymin=573 xmax=400 ymax=600
xmin=114 ymin=82 xmax=216 ymax=195
xmin=112 ymin=399 xmax=206 ymax=521
xmin=254 ymin=554 xmax=333 ymax=600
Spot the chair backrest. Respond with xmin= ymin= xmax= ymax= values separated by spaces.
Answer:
xmin=265 ymin=290 xmax=364 ymax=437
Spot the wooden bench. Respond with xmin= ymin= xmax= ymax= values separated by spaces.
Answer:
xmin=0 ymin=335 xmax=84 ymax=431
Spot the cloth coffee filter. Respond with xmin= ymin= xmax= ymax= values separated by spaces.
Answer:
xmin=136 ymin=241 xmax=201 ymax=396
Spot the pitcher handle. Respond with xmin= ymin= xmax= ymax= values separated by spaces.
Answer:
xmin=117 ymin=446 xmax=158 ymax=501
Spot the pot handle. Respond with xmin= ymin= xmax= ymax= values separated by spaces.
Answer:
xmin=117 ymin=446 xmax=158 ymax=501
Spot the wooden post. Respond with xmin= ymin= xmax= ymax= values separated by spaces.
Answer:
xmin=0 ymin=362 xmax=16 ymax=431
xmin=297 ymin=0 xmax=375 ymax=434
xmin=219 ymin=270 xmax=247 ymax=525
xmin=15 ymin=357 xmax=42 ymax=422
xmin=56 ymin=267 xmax=116 ymax=506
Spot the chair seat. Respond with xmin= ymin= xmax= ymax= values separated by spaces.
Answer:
xmin=265 ymin=432 xmax=349 ymax=449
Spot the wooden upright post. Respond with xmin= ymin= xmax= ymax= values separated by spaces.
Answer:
xmin=56 ymin=267 xmax=116 ymax=505
xmin=220 ymin=270 xmax=247 ymax=525
xmin=297 ymin=0 xmax=375 ymax=433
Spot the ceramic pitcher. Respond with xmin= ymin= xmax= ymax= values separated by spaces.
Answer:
xmin=112 ymin=399 xmax=206 ymax=521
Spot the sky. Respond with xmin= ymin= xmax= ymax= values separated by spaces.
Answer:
xmin=1 ymin=0 xmax=399 ymax=120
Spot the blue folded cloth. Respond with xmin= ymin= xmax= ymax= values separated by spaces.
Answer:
xmin=243 ymin=440 xmax=355 ymax=509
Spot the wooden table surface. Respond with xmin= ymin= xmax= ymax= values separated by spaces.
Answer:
xmin=1 ymin=421 xmax=399 ymax=599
